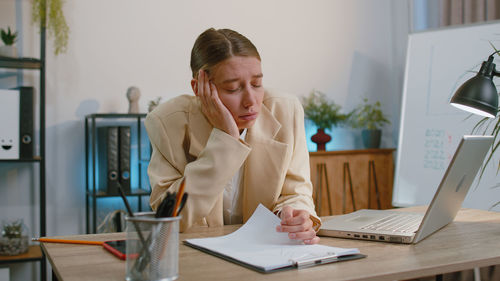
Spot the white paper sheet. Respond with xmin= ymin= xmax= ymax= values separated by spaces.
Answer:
xmin=185 ymin=204 xmax=360 ymax=271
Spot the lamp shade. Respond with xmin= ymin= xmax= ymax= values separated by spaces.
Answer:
xmin=450 ymin=56 xmax=499 ymax=118
xmin=450 ymin=74 xmax=498 ymax=118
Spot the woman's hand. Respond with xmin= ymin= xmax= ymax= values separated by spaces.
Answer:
xmin=195 ymin=70 xmax=240 ymax=139
xmin=276 ymin=206 xmax=320 ymax=245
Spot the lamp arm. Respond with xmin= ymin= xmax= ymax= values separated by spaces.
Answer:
xmin=486 ymin=52 xmax=500 ymax=78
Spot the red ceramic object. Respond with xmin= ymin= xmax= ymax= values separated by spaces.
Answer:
xmin=311 ymin=128 xmax=331 ymax=151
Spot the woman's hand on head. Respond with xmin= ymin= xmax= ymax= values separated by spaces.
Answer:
xmin=195 ymin=70 xmax=240 ymax=139
xmin=276 ymin=206 xmax=320 ymax=245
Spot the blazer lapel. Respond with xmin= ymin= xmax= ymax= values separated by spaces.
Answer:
xmin=243 ymin=104 xmax=289 ymax=221
xmin=187 ymin=98 xmax=213 ymax=159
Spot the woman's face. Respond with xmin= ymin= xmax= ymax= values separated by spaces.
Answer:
xmin=210 ymin=56 xmax=265 ymax=130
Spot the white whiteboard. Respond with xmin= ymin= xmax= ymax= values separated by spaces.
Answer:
xmin=393 ymin=21 xmax=500 ymax=211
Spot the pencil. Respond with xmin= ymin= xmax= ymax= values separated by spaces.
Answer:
xmin=32 ymin=237 xmax=104 ymax=245
xmin=172 ymin=178 xmax=186 ymax=217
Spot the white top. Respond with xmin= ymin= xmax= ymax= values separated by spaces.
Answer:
xmin=223 ymin=129 xmax=247 ymax=225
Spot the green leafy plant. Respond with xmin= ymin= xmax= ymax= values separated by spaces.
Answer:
xmin=1 ymin=27 xmax=18 ymax=46
xmin=32 ymin=0 xmax=70 ymax=55
xmin=301 ymin=89 xmax=349 ymax=129
xmin=468 ymin=43 xmax=500 ymax=210
xmin=470 ymin=106 xmax=500 ymax=210
xmin=1 ymin=220 xmax=23 ymax=239
xmin=148 ymin=97 xmax=163 ymax=112
xmin=349 ymin=98 xmax=390 ymax=130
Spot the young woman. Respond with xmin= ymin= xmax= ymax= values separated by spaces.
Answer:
xmin=146 ymin=28 xmax=320 ymax=244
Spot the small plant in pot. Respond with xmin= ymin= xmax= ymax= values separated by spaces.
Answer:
xmin=148 ymin=96 xmax=163 ymax=112
xmin=349 ymin=98 xmax=390 ymax=149
xmin=0 ymin=219 xmax=29 ymax=256
xmin=301 ymin=89 xmax=349 ymax=151
xmin=0 ymin=27 xmax=18 ymax=57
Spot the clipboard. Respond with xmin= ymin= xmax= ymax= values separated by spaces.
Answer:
xmin=184 ymin=240 xmax=366 ymax=273
xmin=184 ymin=204 xmax=366 ymax=273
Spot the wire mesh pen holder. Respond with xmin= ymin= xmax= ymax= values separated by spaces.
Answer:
xmin=125 ymin=212 xmax=181 ymax=281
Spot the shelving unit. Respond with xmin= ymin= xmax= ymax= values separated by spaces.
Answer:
xmin=85 ymin=113 xmax=151 ymax=234
xmin=0 ymin=246 xmax=43 ymax=264
xmin=0 ymin=57 xmax=42 ymax=69
xmin=0 ymin=18 xmax=47 ymax=281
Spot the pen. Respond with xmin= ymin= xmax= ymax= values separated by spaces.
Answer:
xmin=172 ymin=178 xmax=186 ymax=217
xmin=32 ymin=237 xmax=103 ymax=245
xmin=116 ymin=183 xmax=151 ymax=273
xmin=293 ymin=254 xmax=338 ymax=269
xmin=116 ymin=183 xmax=148 ymax=248
xmin=155 ymin=191 xmax=176 ymax=218
xmin=177 ymin=192 xmax=188 ymax=215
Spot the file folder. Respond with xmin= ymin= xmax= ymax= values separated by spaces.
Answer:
xmin=98 ymin=126 xmax=120 ymax=195
xmin=119 ymin=126 xmax=131 ymax=193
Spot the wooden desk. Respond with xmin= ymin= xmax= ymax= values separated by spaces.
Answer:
xmin=309 ymin=149 xmax=395 ymax=216
xmin=41 ymin=207 xmax=500 ymax=281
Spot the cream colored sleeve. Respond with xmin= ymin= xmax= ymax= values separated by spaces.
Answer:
xmin=146 ymin=112 xmax=251 ymax=232
xmin=271 ymin=98 xmax=322 ymax=231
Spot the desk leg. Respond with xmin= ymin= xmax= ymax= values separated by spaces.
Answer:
xmin=315 ymin=163 xmax=333 ymax=216
xmin=322 ymin=164 xmax=333 ymax=215
xmin=343 ymin=162 xmax=356 ymax=213
xmin=315 ymin=163 xmax=323 ymax=216
xmin=368 ymin=160 xmax=382 ymax=209
xmin=473 ymin=267 xmax=481 ymax=281
xmin=342 ymin=163 xmax=346 ymax=213
xmin=52 ymin=269 xmax=59 ymax=281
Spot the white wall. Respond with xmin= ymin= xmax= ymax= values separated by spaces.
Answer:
xmin=0 ymin=1 xmax=410 ymax=280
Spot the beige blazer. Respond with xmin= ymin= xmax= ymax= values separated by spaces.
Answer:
xmin=145 ymin=89 xmax=320 ymax=232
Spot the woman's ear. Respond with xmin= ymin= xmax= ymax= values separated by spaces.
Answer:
xmin=191 ymin=79 xmax=198 ymax=96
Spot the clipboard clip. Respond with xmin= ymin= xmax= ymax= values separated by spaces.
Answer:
xmin=291 ymin=253 xmax=338 ymax=269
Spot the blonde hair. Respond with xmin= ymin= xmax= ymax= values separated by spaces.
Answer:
xmin=190 ymin=28 xmax=261 ymax=78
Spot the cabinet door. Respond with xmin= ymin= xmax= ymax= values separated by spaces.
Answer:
xmin=309 ymin=149 xmax=394 ymax=216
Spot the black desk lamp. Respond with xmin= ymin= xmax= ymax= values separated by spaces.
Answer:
xmin=450 ymin=53 xmax=500 ymax=118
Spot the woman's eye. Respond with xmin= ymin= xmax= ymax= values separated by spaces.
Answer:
xmin=252 ymin=84 xmax=262 ymax=88
xmin=226 ymin=88 xmax=240 ymax=93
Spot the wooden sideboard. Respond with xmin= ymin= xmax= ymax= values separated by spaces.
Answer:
xmin=309 ymin=149 xmax=395 ymax=216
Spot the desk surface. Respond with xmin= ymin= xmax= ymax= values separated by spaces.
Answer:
xmin=41 ymin=206 xmax=500 ymax=281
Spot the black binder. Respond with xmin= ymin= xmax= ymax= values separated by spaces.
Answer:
xmin=19 ymin=87 xmax=34 ymax=159
xmin=98 ymin=126 xmax=120 ymax=195
xmin=118 ymin=126 xmax=131 ymax=192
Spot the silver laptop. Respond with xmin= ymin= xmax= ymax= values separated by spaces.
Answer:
xmin=318 ymin=135 xmax=493 ymax=244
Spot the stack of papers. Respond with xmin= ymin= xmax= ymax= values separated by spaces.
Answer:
xmin=184 ymin=204 xmax=365 ymax=273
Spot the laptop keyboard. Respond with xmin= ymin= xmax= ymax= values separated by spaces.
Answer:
xmin=361 ymin=213 xmax=423 ymax=233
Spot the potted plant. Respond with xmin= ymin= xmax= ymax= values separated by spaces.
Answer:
xmin=0 ymin=219 xmax=29 ymax=256
xmin=301 ymin=89 xmax=349 ymax=151
xmin=0 ymin=27 xmax=18 ymax=57
xmin=148 ymin=97 xmax=163 ymax=112
xmin=349 ymin=98 xmax=390 ymax=149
